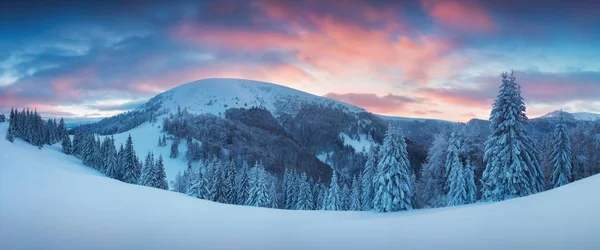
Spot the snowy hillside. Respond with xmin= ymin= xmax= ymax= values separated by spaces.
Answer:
xmin=1 ymin=122 xmax=600 ymax=250
xmin=539 ymin=110 xmax=600 ymax=121
xmin=141 ymin=78 xmax=365 ymax=117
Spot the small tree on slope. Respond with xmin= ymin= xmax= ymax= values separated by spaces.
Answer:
xmin=482 ymin=72 xmax=544 ymax=202
xmin=372 ymin=123 xmax=414 ymax=212
xmin=551 ymin=111 xmax=572 ymax=188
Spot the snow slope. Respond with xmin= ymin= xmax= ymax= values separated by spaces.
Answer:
xmin=109 ymin=120 xmax=188 ymax=183
xmin=1 ymin=122 xmax=600 ymax=250
xmin=142 ymin=78 xmax=365 ymax=117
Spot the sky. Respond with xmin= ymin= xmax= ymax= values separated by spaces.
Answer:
xmin=1 ymin=0 xmax=599 ymax=121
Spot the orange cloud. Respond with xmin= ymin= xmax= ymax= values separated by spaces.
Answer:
xmin=422 ymin=0 xmax=495 ymax=33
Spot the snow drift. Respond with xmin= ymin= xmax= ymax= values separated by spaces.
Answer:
xmin=1 ymin=123 xmax=599 ymax=250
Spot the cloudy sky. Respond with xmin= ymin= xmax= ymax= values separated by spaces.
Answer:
xmin=1 ymin=0 xmax=599 ymax=121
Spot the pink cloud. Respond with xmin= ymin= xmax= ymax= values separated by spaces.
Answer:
xmin=324 ymin=92 xmax=420 ymax=114
xmin=172 ymin=1 xmax=465 ymax=85
xmin=422 ymin=0 xmax=495 ymax=33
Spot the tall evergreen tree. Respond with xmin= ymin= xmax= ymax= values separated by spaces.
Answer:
xmin=361 ymin=146 xmax=379 ymax=211
xmin=236 ymin=161 xmax=251 ymax=205
xmin=295 ymin=172 xmax=314 ymax=210
xmin=350 ymin=175 xmax=362 ymax=211
xmin=218 ymin=160 xmax=236 ymax=204
xmin=416 ymin=133 xmax=449 ymax=208
xmin=61 ymin=133 xmax=72 ymax=155
xmin=551 ymin=111 xmax=572 ymax=188
xmin=140 ymin=152 xmax=155 ymax=186
xmin=122 ymin=134 xmax=140 ymax=184
xmin=373 ymin=123 xmax=413 ymax=212
xmin=324 ymin=171 xmax=342 ymax=211
xmin=104 ymin=140 xmax=120 ymax=180
xmin=246 ymin=162 xmax=272 ymax=208
xmin=482 ymin=72 xmax=544 ymax=201
xmin=154 ymin=155 xmax=169 ymax=190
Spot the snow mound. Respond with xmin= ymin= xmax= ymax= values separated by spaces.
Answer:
xmin=142 ymin=78 xmax=365 ymax=117
xmin=1 ymin=122 xmax=600 ymax=250
xmin=539 ymin=110 xmax=600 ymax=121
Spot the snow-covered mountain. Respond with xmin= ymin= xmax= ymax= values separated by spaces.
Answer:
xmin=538 ymin=110 xmax=600 ymax=121
xmin=139 ymin=78 xmax=365 ymax=117
xmin=1 ymin=122 xmax=599 ymax=250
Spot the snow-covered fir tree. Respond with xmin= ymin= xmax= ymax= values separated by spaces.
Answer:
xmin=205 ymin=157 xmax=219 ymax=201
xmin=246 ymin=162 xmax=272 ymax=208
xmin=153 ymin=155 xmax=168 ymax=190
xmin=341 ymin=183 xmax=350 ymax=211
xmin=140 ymin=152 xmax=154 ymax=186
xmin=170 ymin=137 xmax=180 ymax=158
xmin=236 ymin=161 xmax=251 ymax=205
xmin=445 ymin=131 xmax=477 ymax=206
xmin=551 ymin=111 xmax=572 ymax=188
xmin=218 ymin=160 xmax=236 ymax=204
xmin=121 ymin=134 xmax=140 ymax=184
xmin=482 ymin=72 xmax=544 ymax=201
xmin=372 ymin=123 xmax=413 ymax=212
xmin=61 ymin=133 xmax=72 ymax=155
xmin=361 ymin=145 xmax=379 ymax=211
xmin=295 ymin=172 xmax=314 ymax=210
xmin=104 ymin=140 xmax=120 ymax=180
xmin=324 ymin=171 xmax=342 ymax=211
xmin=350 ymin=175 xmax=362 ymax=211
xmin=416 ymin=132 xmax=449 ymax=208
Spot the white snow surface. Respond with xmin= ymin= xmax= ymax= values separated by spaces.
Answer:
xmin=1 ymin=122 xmax=600 ymax=250
xmin=143 ymin=78 xmax=365 ymax=117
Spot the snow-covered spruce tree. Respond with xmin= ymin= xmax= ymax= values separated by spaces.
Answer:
xmin=416 ymin=133 xmax=449 ymax=208
xmin=446 ymin=132 xmax=470 ymax=207
xmin=361 ymin=145 xmax=379 ymax=211
xmin=61 ymin=133 xmax=72 ymax=155
xmin=104 ymin=141 xmax=120 ymax=180
xmin=205 ymin=158 xmax=219 ymax=201
xmin=5 ymin=109 xmax=15 ymax=142
xmin=295 ymin=172 xmax=314 ymax=210
xmin=350 ymin=174 xmax=362 ymax=211
xmin=198 ymin=162 xmax=213 ymax=200
xmin=283 ymin=168 xmax=293 ymax=209
xmin=236 ymin=161 xmax=251 ymax=205
xmin=218 ymin=160 xmax=236 ymax=204
xmin=81 ymin=134 xmax=97 ymax=167
xmin=372 ymin=122 xmax=413 ymax=212
xmin=324 ymin=171 xmax=342 ymax=211
xmin=482 ymin=72 xmax=544 ymax=202
xmin=246 ymin=162 xmax=272 ymax=208
xmin=154 ymin=155 xmax=168 ymax=190
xmin=341 ymin=183 xmax=350 ymax=211
xmin=170 ymin=137 xmax=180 ymax=158
xmin=140 ymin=152 xmax=154 ymax=186
xmin=551 ymin=111 xmax=572 ymax=189
xmin=122 ymin=134 xmax=140 ymax=184
xmin=465 ymin=160 xmax=477 ymax=203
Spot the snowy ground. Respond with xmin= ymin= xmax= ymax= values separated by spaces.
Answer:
xmin=1 ymin=122 xmax=599 ymax=250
